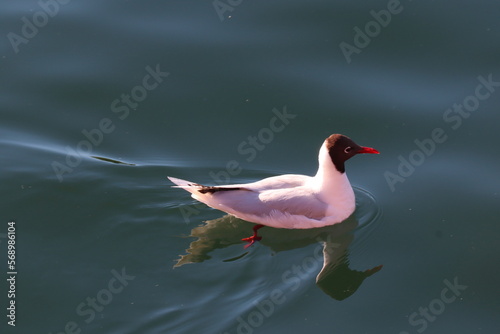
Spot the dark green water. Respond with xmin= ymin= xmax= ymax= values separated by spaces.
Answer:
xmin=1 ymin=1 xmax=499 ymax=333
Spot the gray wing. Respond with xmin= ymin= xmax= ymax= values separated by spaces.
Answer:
xmin=208 ymin=187 xmax=328 ymax=221
xmin=257 ymin=186 xmax=328 ymax=220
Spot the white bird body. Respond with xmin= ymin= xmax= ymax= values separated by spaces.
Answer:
xmin=168 ymin=134 xmax=378 ymax=229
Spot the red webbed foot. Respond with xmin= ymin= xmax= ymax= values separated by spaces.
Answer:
xmin=242 ymin=224 xmax=264 ymax=248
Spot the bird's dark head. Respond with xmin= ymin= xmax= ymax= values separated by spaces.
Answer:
xmin=325 ymin=134 xmax=379 ymax=173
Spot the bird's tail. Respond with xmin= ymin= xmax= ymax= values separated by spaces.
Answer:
xmin=168 ymin=176 xmax=246 ymax=195
xmin=167 ymin=176 xmax=205 ymax=194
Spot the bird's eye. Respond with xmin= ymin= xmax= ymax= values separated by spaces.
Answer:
xmin=344 ymin=146 xmax=352 ymax=154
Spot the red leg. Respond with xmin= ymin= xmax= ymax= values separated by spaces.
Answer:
xmin=242 ymin=224 xmax=264 ymax=248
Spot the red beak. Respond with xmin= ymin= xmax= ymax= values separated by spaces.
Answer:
xmin=358 ymin=146 xmax=380 ymax=154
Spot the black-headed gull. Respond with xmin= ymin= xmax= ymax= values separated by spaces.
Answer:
xmin=168 ymin=134 xmax=379 ymax=247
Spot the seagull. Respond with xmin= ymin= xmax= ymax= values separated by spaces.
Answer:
xmin=168 ymin=134 xmax=379 ymax=247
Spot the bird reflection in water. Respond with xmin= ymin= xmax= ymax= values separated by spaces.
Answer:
xmin=174 ymin=213 xmax=382 ymax=301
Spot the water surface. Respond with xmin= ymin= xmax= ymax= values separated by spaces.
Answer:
xmin=1 ymin=1 xmax=499 ymax=333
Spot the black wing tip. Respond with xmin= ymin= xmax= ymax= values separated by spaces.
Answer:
xmin=198 ymin=186 xmax=243 ymax=194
